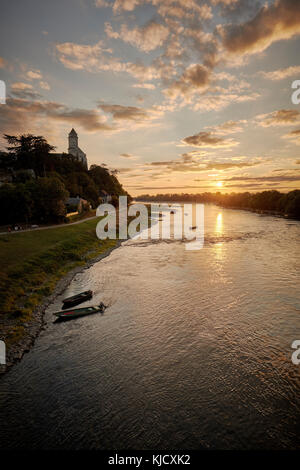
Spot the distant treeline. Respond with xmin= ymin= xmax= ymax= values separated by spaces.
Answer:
xmin=0 ymin=134 xmax=130 ymax=225
xmin=136 ymin=190 xmax=300 ymax=219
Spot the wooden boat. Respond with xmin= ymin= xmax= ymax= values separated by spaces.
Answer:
xmin=62 ymin=290 xmax=93 ymax=308
xmin=54 ymin=302 xmax=106 ymax=320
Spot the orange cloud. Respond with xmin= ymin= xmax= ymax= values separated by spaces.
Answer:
xmin=105 ymin=21 xmax=169 ymax=52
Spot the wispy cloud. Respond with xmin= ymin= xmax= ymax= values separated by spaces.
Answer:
xmin=259 ymin=65 xmax=300 ymax=80
xmin=256 ymin=109 xmax=300 ymax=127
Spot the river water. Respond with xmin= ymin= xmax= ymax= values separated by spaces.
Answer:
xmin=0 ymin=204 xmax=300 ymax=450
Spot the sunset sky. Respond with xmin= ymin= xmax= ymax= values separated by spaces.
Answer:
xmin=0 ymin=0 xmax=300 ymax=195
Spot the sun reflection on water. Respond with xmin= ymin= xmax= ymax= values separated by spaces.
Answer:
xmin=215 ymin=212 xmax=223 ymax=234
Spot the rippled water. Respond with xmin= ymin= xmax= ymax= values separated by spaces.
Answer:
xmin=0 ymin=204 xmax=300 ymax=450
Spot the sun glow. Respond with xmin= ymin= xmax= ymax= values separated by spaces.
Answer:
xmin=216 ymin=181 xmax=223 ymax=187
xmin=215 ymin=212 xmax=223 ymax=234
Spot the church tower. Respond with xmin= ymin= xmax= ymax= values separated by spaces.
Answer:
xmin=68 ymin=128 xmax=78 ymax=153
xmin=68 ymin=128 xmax=88 ymax=168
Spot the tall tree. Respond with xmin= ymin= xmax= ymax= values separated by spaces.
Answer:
xmin=4 ymin=134 xmax=55 ymax=176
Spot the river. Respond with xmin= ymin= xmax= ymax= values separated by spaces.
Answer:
xmin=0 ymin=204 xmax=299 ymax=450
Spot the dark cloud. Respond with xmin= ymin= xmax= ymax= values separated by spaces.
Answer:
xmin=165 ymin=64 xmax=211 ymax=99
xmin=289 ymin=128 xmax=300 ymax=136
xmin=120 ymin=153 xmax=134 ymax=158
xmin=219 ymin=0 xmax=300 ymax=56
xmin=0 ymin=96 xmax=114 ymax=136
xmin=10 ymin=89 xmax=42 ymax=101
xmin=182 ymin=131 xmax=238 ymax=148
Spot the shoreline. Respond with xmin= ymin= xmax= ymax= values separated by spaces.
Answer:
xmin=137 ymin=200 xmax=300 ymax=221
xmin=0 ymin=239 xmax=123 ymax=376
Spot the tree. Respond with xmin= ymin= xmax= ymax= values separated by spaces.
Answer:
xmin=28 ymin=177 xmax=69 ymax=222
xmin=4 ymin=134 xmax=55 ymax=176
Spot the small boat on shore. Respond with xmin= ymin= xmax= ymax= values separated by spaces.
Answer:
xmin=54 ymin=302 xmax=106 ymax=320
xmin=62 ymin=290 xmax=93 ymax=308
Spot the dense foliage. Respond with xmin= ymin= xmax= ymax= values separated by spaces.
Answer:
xmin=0 ymin=134 xmax=130 ymax=225
xmin=136 ymin=190 xmax=300 ymax=219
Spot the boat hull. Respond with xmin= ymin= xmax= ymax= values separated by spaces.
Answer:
xmin=54 ymin=304 xmax=105 ymax=320
xmin=62 ymin=290 xmax=93 ymax=309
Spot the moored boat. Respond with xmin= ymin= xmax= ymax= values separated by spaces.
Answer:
xmin=54 ymin=302 xmax=106 ymax=320
xmin=62 ymin=290 xmax=93 ymax=308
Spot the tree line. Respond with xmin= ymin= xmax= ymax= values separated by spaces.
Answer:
xmin=136 ymin=190 xmax=300 ymax=219
xmin=0 ymin=134 xmax=130 ymax=225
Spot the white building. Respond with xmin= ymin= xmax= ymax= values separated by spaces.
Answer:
xmin=68 ymin=128 xmax=87 ymax=168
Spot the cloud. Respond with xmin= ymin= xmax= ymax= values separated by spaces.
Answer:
xmin=211 ymin=0 xmax=239 ymax=4
xmin=39 ymin=81 xmax=50 ymax=90
xmin=120 ymin=153 xmax=135 ymax=158
xmin=225 ymin=174 xmax=300 ymax=182
xmin=11 ymin=82 xmax=33 ymax=91
xmin=132 ymin=83 xmax=155 ymax=89
xmin=165 ymin=64 xmax=211 ymax=100
xmin=98 ymin=104 xmax=149 ymax=121
xmin=205 ymin=162 xmax=256 ymax=170
xmin=219 ymin=0 xmax=300 ymax=57
xmin=145 ymin=153 xmax=257 ymax=174
xmin=98 ymin=103 xmax=164 ymax=127
xmin=154 ymin=0 xmax=212 ymax=20
xmin=256 ymin=109 xmax=300 ymax=127
xmin=206 ymin=119 xmax=247 ymax=135
xmin=101 ymin=0 xmax=212 ymax=19
xmin=259 ymin=65 xmax=300 ymax=80
xmin=10 ymin=89 xmax=42 ymax=101
xmin=191 ymin=91 xmax=260 ymax=112
xmin=105 ymin=21 xmax=169 ymax=52
xmin=284 ymin=128 xmax=300 ymax=144
xmin=95 ymin=0 xmax=111 ymax=7
xmin=112 ymin=0 xmax=143 ymax=12
xmin=54 ymin=40 xmax=162 ymax=81
xmin=27 ymin=70 xmax=43 ymax=80
xmin=55 ymin=40 xmax=113 ymax=71
xmin=182 ymin=131 xmax=239 ymax=148
xmin=0 ymin=96 xmax=114 ymax=137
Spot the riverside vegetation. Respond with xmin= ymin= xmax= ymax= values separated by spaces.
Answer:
xmin=137 ymin=190 xmax=300 ymax=219
xmin=0 ymin=133 xmax=130 ymax=367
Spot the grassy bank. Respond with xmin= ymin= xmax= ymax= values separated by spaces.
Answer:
xmin=0 ymin=217 xmax=117 ymax=351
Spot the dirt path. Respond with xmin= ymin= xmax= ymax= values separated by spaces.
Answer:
xmin=0 ymin=215 xmax=98 ymax=235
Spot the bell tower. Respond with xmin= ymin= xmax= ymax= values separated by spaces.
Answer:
xmin=68 ymin=128 xmax=78 ymax=153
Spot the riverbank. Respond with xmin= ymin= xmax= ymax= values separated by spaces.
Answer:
xmin=0 ymin=217 xmax=122 ymax=375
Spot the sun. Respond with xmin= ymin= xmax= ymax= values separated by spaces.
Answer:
xmin=216 ymin=181 xmax=223 ymax=187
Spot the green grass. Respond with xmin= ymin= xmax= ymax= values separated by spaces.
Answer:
xmin=0 ymin=218 xmax=117 ymax=348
